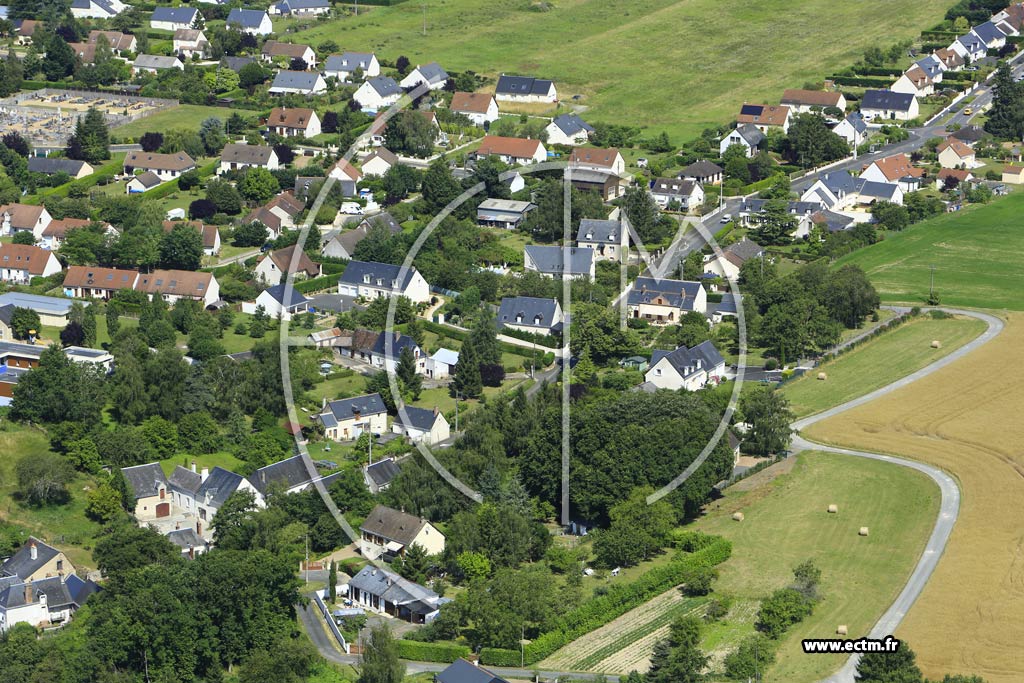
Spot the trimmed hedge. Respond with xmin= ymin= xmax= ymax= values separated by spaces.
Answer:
xmin=827 ymin=76 xmax=897 ymax=87
xmin=499 ymin=326 xmax=561 ymax=349
xmin=295 ymin=274 xmax=339 ymax=294
xmin=421 ymin=320 xmax=540 ymax=360
xmin=479 ymin=536 xmax=732 ymax=666
xmin=396 ymin=640 xmax=470 ymax=663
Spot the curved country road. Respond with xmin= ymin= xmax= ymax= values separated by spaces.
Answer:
xmin=793 ymin=307 xmax=1004 ymax=683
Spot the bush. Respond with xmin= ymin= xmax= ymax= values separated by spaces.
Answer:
xmin=756 ymin=588 xmax=814 ymax=639
xmin=395 ymin=640 xmax=470 ymax=663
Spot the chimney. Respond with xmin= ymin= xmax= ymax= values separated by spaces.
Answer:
xmin=24 ymin=580 xmax=32 ymax=605
xmin=433 ymin=405 xmax=439 ymax=416
xmin=191 ymin=461 xmax=197 ymax=473
xmin=200 ymin=467 xmax=209 ymax=482
xmin=322 ymin=397 xmax=327 ymax=411
xmin=196 ymin=520 xmax=202 ymax=536
xmin=260 ymin=471 xmax=266 ymax=485
xmin=188 ymin=545 xmax=195 ymax=560
xmin=29 ymin=540 xmax=37 ymax=561
xmin=175 ymin=521 xmax=181 ymax=530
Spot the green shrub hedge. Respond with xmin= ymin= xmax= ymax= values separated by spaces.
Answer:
xmin=396 ymin=640 xmax=470 ymax=663
xmin=295 ymin=274 xmax=338 ymax=294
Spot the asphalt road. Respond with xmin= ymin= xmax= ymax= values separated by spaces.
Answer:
xmin=793 ymin=307 xmax=1004 ymax=683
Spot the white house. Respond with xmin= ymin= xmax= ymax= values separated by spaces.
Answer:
xmin=317 ymin=393 xmax=388 ymax=441
xmin=949 ymin=31 xmax=988 ymax=62
xmin=644 ymin=340 xmax=726 ymax=391
xmin=833 ymin=112 xmax=868 ymax=147
xmin=269 ymin=0 xmax=330 ymax=16
xmin=496 ymin=296 xmax=563 ymax=336
xmin=126 ymin=172 xmax=163 ymax=194
xmin=0 ymin=244 xmax=62 ymax=283
xmin=649 ymin=177 xmax=704 ymax=212
xmin=218 ymin=143 xmax=279 ymax=174
xmin=0 ymin=204 xmax=52 ymax=239
xmin=545 ymin=114 xmax=594 ymax=146
xmin=323 ymin=52 xmax=380 ymax=81
xmin=424 ymin=348 xmax=459 ymax=379
xmin=70 ymin=0 xmax=125 ymax=19
xmin=253 ymin=244 xmax=322 ymax=285
xmin=0 ymin=575 xmax=98 ymax=633
xmin=150 ymin=6 xmax=198 ymax=31
xmin=524 ymin=245 xmax=595 ymax=281
xmin=269 ymin=71 xmax=327 ymax=95
xmin=354 ymin=76 xmax=403 ymax=111
xmin=345 ymin=563 xmax=443 ymax=622
xmin=626 ymin=276 xmax=707 ymax=324
xmin=359 ymin=504 xmax=445 ymax=560
xmin=576 ymin=218 xmax=626 ymax=262
xmin=337 ymin=260 xmax=431 ymax=303
xmin=891 ymin=66 xmax=934 ymax=98
xmin=226 ymin=9 xmax=273 ymax=35
xmin=399 ymin=62 xmax=448 ymax=91
xmin=361 ymin=148 xmax=398 ymax=177
xmin=133 ymin=54 xmax=184 ymax=75
xmin=736 ymin=103 xmax=791 ymax=133
xmin=937 ymin=138 xmax=978 ymax=169
xmin=124 ymin=151 xmax=196 ymax=181
xmin=266 ymin=106 xmax=322 ymax=138
xmin=859 ymin=153 xmax=925 ymax=191
xmin=449 ymin=91 xmax=499 ymax=125
xmin=495 ymin=74 xmax=557 ymax=103
xmin=241 ymin=283 xmax=309 ymax=320
xmin=392 ymin=406 xmax=450 ymax=445
xmin=172 ymin=29 xmax=209 ymax=59
xmin=475 ymin=135 xmax=547 ymax=165
xmin=569 ymin=146 xmax=625 ymax=176
xmin=719 ymin=124 xmax=765 ymax=157
xmin=859 ymin=90 xmax=919 ymax=121
xmin=134 ymin=269 xmax=220 ymax=306
xmin=703 ymin=239 xmax=764 ymax=280
xmin=779 ymin=89 xmax=847 ymax=114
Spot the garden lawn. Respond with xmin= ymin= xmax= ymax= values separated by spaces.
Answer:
xmin=836 ymin=191 xmax=1024 ymax=310
xmin=692 ymin=452 xmax=939 ymax=682
xmin=288 ymin=0 xmax=949 ymax=140
xmin=157 ymin=452 xmax=246 ymax=477
xmin=782 ymin=314 xmax=987 ymax=418
xmin=111 ymin=105 xmax=241 ymax=140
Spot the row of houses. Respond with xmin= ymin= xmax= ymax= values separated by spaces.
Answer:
xmin=0 ymin=537 xmax=99 ymax=633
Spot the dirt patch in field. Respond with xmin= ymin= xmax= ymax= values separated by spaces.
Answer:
xmin=730 ymin=456 xmax=797 ymax=492
xmin=805 ymin=312 xmax=1023 ymax=683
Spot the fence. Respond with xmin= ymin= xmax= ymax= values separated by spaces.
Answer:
xmin=312 ymin=591 xmax=351 ymax=654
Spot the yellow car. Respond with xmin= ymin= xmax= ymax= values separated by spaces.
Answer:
xmin=963 ymin=107 xmax=974 ymax=115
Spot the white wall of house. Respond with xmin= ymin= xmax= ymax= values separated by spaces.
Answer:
xmin=645 ymin=358 xmax=708 ymax=391
xmin=354 ymin=82 xmax=401 ymax=110
xmin=324 ymin=411 xmax=387 ymax=441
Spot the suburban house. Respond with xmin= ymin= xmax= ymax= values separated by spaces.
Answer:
xmin=937 ymin=138 xmax=978 ymax=168
xmin=399 ymin=62 xmax=449 ymax=90
xmin=243 ymin=283 xmax=309 ymax=320
xmin=69 ymin=41 xmax=99 ymax=64
xmin=254 ymin=244 xmax=322 ymax=285
xmin=196 ymin=467 xmax=264 ymax=524
xmin=476 ymin=198 xmax=536 ymax=229
xmin=269 ymin=70 xmax=327 ymax=95
xmin=361 ymin=148 xmax=398 ymax=176
xmin=950 ymin=124 xmax=987 ymax=144
xmin=424 ymin=348 xmax=459 ymax=379
xmin=248 ymin=454 xmax=323 ymax=497
xmin=719 ymin=124 xmax=765 ymax=157
xmin=266 ymin=106 xmax=322 ymax=138
xmin=150 ymin=6 xmax=198 ymax=31
xmin=354 ymin=76 xmax=404 ymax=110
xmin=569 ymin=147 xmax=625 ymax=175
xmin=679 ymin=160 xmax=724 ymax=185
xmin=262 ymin=40 xmax=317 ymax=68
xmin=338 ymin=260 xmax=431 ymax=303
xmin=859 ymin=89 xmax=920 ymax=121
xmin=0 ymin=245 xmax=61 ymax=283
xmin=42 ymin=217 xmax=117 ymax=250
xmin=341 ymin=329 xmax=425 ymax=374
xmin=317 ymin=393 xmax=388 ymax=441
xmin=644 ymin=340 xmax=726 ymax=391
xmin=326 ymin=158 xmax=363 ymax=196
xmin=950 ymin=31 xmax=988 ymax=62
xmin=322 ymin=213 xmax=402 ymax=259
xmin=27 ymin=157 xmax=93 ymax=179
xmin=576 ymin=218 xmax=626 ymax=261
xmin=88 ymin=30 xmax=137 ymax=54
xmin=173 ymin=29 xmax=209 ymax=58
xmin=70 ymin=0 xmax=125 ymax=19
xmin=367 ymin=110 xmax=442 ymax=145
xmin=0 ymin=204 xmax=51 ymax=238
xmin=62 ymin=265 xmax=139 ymax=299
xmin=121 ymin=463 xmax=173 ymax=521
xmin=833 ymin=112 xmax=869 ymax=146
xmin=736 ymin=103 xmax=791 ymax=133
xmin=545 ymin=113 xmax=594 ymax=145
xmin=570 ymin=169 xmax=626 ymax=201
xmin=627 ymin=276 xmax=707 ymax=323
xmin=1002 ymin=165 xmax=1024 ymax=184
xmin=974 ymin=20 xmax=1013 ymax=48
xmin=345 ymin=564 xmax=444 ymax=623
xmin=934 ymin=46 xmax=966 ymax=70
xmin=738 ymin=198 xmax=824 ymax=237
xmin=359 ymin=504 xmax=445 ymax=561
xmin=702 ymin=238 xmax=764 ymax=280
xmin=167 ymin=528 xmax=209 ymax=559
xmin=649 ymin=177 xmax=704 ymax=212
xmin=497 ymin=296 xmax=563 ymax=336
xmin=16 ymin=20 xmax=37 ymax=45
xmin=935 ymin=167 xmax=974 ymax=190
xmin=134 ymin=269 xmax=220 ymax=306
xmin=891 ymin=66 xmax=935 ymax=98
xmin=494 ymin=74 xmax=558 ymax=103
xmin=0 ymin=292 xmax=84 ymax=328
xmin=779 ymin=89 xmax=847 ymax=114
xmin=269 ymin=0 xmax=330 ymax=15
xmin=126 ymin=172 xmax=163 ymax=194
xmin=436 ymin=659 xmax=510 ymax=683
xmin=475 ymin=136 xmax=547 ymax=165
xmin=162 ymin=220 xmax=219 ymax=256
xmin=914 ymin=54 xmax=946 ymax=83
xmin=123 ymin=151 xmax=196 ymax=181
xmin=449 ymin=91 xmax=499 ymax=125
xmin=226 ymin=9 xmax=273 ymax=35
xmin=809 ymin=209 xmax=856 ymax=234
xmin=392 ymin=406 xmax=451 ymax=445
xmin=323 ymin=52 xmax=380 ymax=81
xmin=364 ymin=457 xmax=402 ymax=493
xmin=1 ymin=537 xmax=75 ymax=582
xmin=524 ymin=245 xmax=595 ymax=281
xmin=222 ymin=55 xmax=257 ymax=72
xmin=219 ymin=143 xmax=279 ymax=174
xmin=0 ymin=574 xmax=99 ymax=633
xmin=860 ymin=153 xmax=925 ymax=192
xmin=244 ymin=192 xmax=305 ymax=238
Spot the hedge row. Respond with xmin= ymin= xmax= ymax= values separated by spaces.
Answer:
xmin=420 ymin=320 xmax=541 ymax=360
xmin=479 ymin=536 xmax=733 ymax=666
xmin=295 ymin=274 xmax=339 ymax=294
xmin=396 ymin=640 xmax=470 ymax=663
xmin=827 ymin=76 xmax=897 ymax=87
xmin=498 ymin=326 xmax=561 ymax=349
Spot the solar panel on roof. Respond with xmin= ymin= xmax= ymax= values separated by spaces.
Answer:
xmin=739 ymin=104 xmax=762 ymax=116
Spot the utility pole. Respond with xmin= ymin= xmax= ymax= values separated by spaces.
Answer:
xmin=304 ymin=533 xmax=309 ymax=585
xmin=929 ymin=263 xmax=936 ymax=303
xmin=421 ymin=3 xmax=427 ymax=36
xmin=454 ymin=391 xmax=461 ymax=431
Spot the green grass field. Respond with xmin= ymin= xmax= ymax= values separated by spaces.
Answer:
xmin=289 ymin=0 xmax=948 ymax=139
xmin=837 ymin=192 xmax=1024 ymax=311
xmin=112 ymin=105 xmax=238 ymax=140
xmin=693 ymin=452 xmax=939 ymax=682
xmin=782 ymin=315 xmax=987 ymax=418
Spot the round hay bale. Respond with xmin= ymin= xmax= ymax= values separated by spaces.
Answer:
xmin=827 ymin=504 xmax=838 ymax=514
xmin=732 ymin=512 xmax=745 ymax=522
xmin=817 ymin=372 xmax=828 ymax=381
xmin=837 ymin=625 xmax=848 ymax=636
xmin=931 ymin=340 xmax=941 ymax=349
xmin=859 ymin=526 xmax=870 ymax=536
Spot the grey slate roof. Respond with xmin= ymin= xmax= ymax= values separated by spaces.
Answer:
xmin=741 ymin=199 xmax=822 ymax=215
xmin=366 ymin=75 xmax=402 ymax=97
xmin=655 ymin=340 xmax=724 ymax=378
xmin=221 ymin=56 xmax=256 ymax=72
xmin=726 ymin=238 xmax=763 ymax=262
xmin=550 ymin=113 xmax=593 ymax=136
xmin=250 ymin=454 xmax=316 ymax=494
xmin=842 ymin=111 xmax=869 ymax=135
xmin=817 ymin=170 xmax=860 ymax=196
xmin=221 ymin=143 xmax=275 ymax=166
xmin=264 ymin=283 xmax=309 ymax=308
xmin=497 ymin=296 xmax=560 ymax=331
xmin=436 ymin=659 xmax=509 ymax=683
xmin=64 ymin=574 xmax=100 ymax=605
xmin=365 ymin=458 xmax=401 ymax=488
xmin=972 ymin=21 xmax=1007 ymax=44
xmin=731 ymin=123 xmax=765 ymax=146
xmin=360 ymin=504 xmax=429 ymax=546
xmin=168 ymin=465 xmax=201 ymax=494
xmin=524 ymin=245 xmax=594 ymax=276
xmin=812 ymin=209 xmax=855 ymax=233
xmin=370 ymin=330 xmax=419 ymax=359
xmin=324 ymin=393 xmax=387 ymax=420
xmin=270 ymin=70 xmax=322 ymax=92
xmin=951 ymin=125 xmax=986 ymax=143
xmin=227 ymin=8 xmax=268 ymax=28
xmin=496 ymin=74 xmax=554 ymax=96
xmin=1 ymin=537 xmax=59 ymax=580
xmin=0 ymin=576 xmax=73 ymax=610
xmin=120 ymin=463 xmax=169 ymax=501
xmin=134 ymin=54 xmax=181 ymax=70
xmin=361 ymin=212 xmax=401 ymax=233
xmin=576 ymin=218 xmax=621 ymax=245
xmin=651 ymin=177 xmax=699 ymax=197
xmin=196 ymin=466 xmax=247 ymax=509
xmin=323 ymin=51 xmax=375 ymax=73
xmin=394 ymin=406 xmax=441 ymax=432
xmin=166 ymin=528 xmax=205 ymax=551
xmin=27 ymin=157 xmax=89 ymax=176
xmin=679 ymin=160 xmax=723 ymax=179
xmin=914 ymin=55 xmax=944 ymax=80
xmin=133 ymin=171 xmax=162 ymax=189
xmin=859 ymin=180 xmax=901 ymax=200
xmin=151 ymin=6 xmax=197 ymax=24
xmin=861 ymin=89 xmax=915 ymax=113
xmin=408 ymin=61 xmax=448 ymax=85
xmin=627 ymin=276 xmax=703 ymax=310
xmin=338 ymin=260 xmax=420 ymax=290
xmin=348 ymin=563 xmax=439 ymax=608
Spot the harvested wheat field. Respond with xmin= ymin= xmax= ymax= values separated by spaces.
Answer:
xmin=804 ymin=312 xmax=1024 ymax=683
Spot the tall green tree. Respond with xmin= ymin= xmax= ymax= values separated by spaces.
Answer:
xmin=985 ymin=64 xmax=1024 ymax=140
xmin=647 ymin=615 xmax=708 ymax=683
xmin=158 ymin=223 xmax=204 ymax=270
xmin=739 ymin=385 xmax=793 ymax=456
xmin=421 ymin=157 xmax=462 ymax=212
xmin=11 ymin=345 xmax=105 ymax=424
xmin=450 ymin=340 xmax=482 ymax=399
xmin=357 ymin=625 xmax=405 ymax=683
xmin=396 ymin=345 xmax=423 ymax=400
xmin=65 ymin=107 xmax=110 ymax=164
xmin=384 ymin=110 xmax=437 ymax=157
xmin=855 ymin=643 xmax=924 ymax=683
xmin=43 ymin=32 xmax=77 ymax=81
